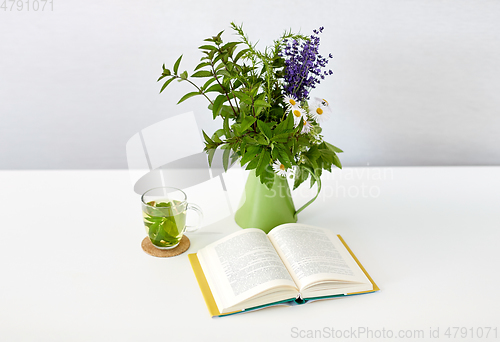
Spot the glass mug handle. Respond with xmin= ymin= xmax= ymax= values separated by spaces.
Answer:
xmin=184 ymin=203 xmax=203 ymax=232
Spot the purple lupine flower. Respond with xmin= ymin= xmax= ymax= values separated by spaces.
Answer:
xmin=281 ymin=28 xmax=333 ymax=101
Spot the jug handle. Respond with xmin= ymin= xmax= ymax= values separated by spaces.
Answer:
xmin=293 ymin=167 xmax=322 ymax=219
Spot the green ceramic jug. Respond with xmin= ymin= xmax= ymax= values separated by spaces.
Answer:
xmin=234 ymin=169 xmax=321 ymax=233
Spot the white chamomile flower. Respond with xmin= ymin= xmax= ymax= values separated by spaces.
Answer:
xmin=310 ymin=97 xmax=332 ymax=123
xmin=283 ymin=94 xmax=299 ymax=112
xmin=290 ymin=107 xmax=306 ymax=127
xmin=301 ymin=119 xmax=313 ymax=134
xmin=272 ymin=159 xmax=287 ymax=177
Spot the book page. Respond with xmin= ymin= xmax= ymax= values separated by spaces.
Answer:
xmin=268 ymin=224 xmax=370 ymax=291
xmin=197 ymin=228 xmax=298 ymax=312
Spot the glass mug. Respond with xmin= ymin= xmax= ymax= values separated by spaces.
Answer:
xmin=141 ymin=187 xmax=203 ymax=249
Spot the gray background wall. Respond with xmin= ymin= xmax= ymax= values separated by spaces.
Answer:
xmin=1 ymin=0 xmax=499 ymax=169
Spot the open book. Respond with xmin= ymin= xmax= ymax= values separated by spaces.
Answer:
xmin=189 ymin=224 xmax=379 ymax=317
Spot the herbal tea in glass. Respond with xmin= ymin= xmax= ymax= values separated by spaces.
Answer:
xmin=142 ymin=200 xmax=187 ymax=248
xmin=141 ymin=187 xmax=203 ymax=250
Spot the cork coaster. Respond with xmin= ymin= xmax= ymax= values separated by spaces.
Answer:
xmin=141 ymin=235 xmax=190 ymax=257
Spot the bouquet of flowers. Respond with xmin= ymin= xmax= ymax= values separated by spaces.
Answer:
xmin=159 ymin=23 xmax=342 ymax=189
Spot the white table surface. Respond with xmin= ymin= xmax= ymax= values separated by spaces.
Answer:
xmin=1 ymin=167 xmax=499 ymax=342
